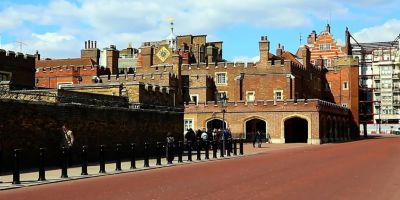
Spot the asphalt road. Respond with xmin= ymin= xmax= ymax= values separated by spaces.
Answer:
xmin=2 ymin=137 xmax=400 ymax=200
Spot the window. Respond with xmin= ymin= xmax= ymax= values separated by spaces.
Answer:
xmin=274 ymin=90 xmax=283 ymax=100
xmin=190 ymin=94 xmax=199 ymax=105
xmin=319 ymin=43 xmax=331 ymax=50
xmin=0 ymin=71 xmax=11 ymax=82
xmin=216 ymin=91 xmax=228 ymax=102
xmin=341 ymin=103 xmax=348 ymax=108
xmin=216 ymin=72 xmax=227 ymax=85
xmin=246 ymin=91 xmax=255 ymax=102
xmin=343 ymin=81 xmax=349 ymax=90
xmin=184 ymin=119 xmax=194 ymax=132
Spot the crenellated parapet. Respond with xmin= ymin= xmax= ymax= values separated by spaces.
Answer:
xmin=98 ymin=72 xmax=179 ymax=87
xmin=35 ymin=65 xmax=98 ymax=73
xmin=184 ymin=98 xmax=349 ymax=115
xmin=0 ymin=49 xmax=36 ymax=67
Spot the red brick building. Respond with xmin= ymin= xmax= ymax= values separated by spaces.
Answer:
xmin=301 ymin=25 xmax=359 ymax=133
xmin=35 ymin=41 xmax=108 ymax=89
xmin=134 ymin=34 xmax=359 ymax=144
xmin=35 ymin=57 xmax=102 ymax=88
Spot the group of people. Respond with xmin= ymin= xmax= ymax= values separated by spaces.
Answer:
xmin=184 ymin=128 xmax=232 ymax=142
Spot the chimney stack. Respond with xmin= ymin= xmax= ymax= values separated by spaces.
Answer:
xmin=259 ymin=35 xmax=270 ymax=63
xmin=276 ymin=43 xmax=283 ymax=57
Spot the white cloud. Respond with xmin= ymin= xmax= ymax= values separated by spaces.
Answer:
xmin=232 ymin=56 xmax=260 ymax=63
xmin=0 ymin=0 xmax=396 ymax=58
xmin=353 ymin=19 xmax=400 ymax=43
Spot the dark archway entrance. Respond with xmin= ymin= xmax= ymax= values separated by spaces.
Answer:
xmin=284 ymin=117 xmax=308 ymax=143
xmin=206 ymin=119 xmax=227 ymax=131
xmin=245 ymin=119 xmax=267 ymax=141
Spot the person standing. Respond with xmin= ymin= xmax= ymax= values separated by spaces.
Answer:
xmin=256 ymin=131 xmax=262 ymax=148
xmin=61 ymin=123 xmax=74 ymax=166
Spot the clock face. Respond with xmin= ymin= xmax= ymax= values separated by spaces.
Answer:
xmin=156 ymin=46 xmax=170 ymax=63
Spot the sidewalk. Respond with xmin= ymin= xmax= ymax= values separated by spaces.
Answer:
xmin=0 ymin=143 xmax=311 ymax=190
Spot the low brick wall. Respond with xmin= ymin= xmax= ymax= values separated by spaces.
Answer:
xmin=0 ymin=99 xmax=183 ymax=171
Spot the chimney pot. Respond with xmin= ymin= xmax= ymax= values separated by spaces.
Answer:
xmin=95 ymin=41 xmax=97 ymax=48
xmin=85 ymin=41 xmax=87 ymax=49
xmin=91 ymin=41 xmax=94 ymax=49
xmin=88 ymin=40 xmax=91 ymax=48
xmin=261 ymin=36 xmax=265 ymax=41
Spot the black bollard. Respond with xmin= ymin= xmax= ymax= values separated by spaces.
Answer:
xmin=144 ymin=142 xmax=150 ymax=167
xmin=38 ymin=147 xmax=46 ymax=181
xmin=178 ymin=141 xmax=183 ymax=163
xmin=156 ymin=142 xmax=162 ymax=166
xmin=239 ymin=139 xmax=244 ymax=155
xmin=115 ymin=144 xmax=122 ymax=171
xmin=12 ymin=149 xmax=21 ymax=184
xmin=220 ymin=140 xmax=224 ymax=158
xmin=196 ymin=139 xmax=201 ymax=161
xmin=212 ymin=140 xmax=217 ymax=158
xmin=233 ymin=139 xmax=237 ymax=156
xmin=167 ymin=141 xmax=175 ymax=165
xmin=99 ymin=145 xmax=106 ymax=173
xmin=130 ymin=143 xmax=136 ymax=169
xmin=61 ymin=147 xmax=68 ymax=178
xmin=205 ymin=140 xmax=209 ymax=160
xmin=81 ymin=145 xmax=88 ymax=175
xmin=0 ymin=148 xmax=2 ymax=183
xmin=187 ymin=141 xmax=192 ymax=161
xmin=227 ymin=139 xmax=231 ymax=157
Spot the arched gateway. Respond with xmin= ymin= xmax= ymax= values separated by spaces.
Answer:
xmin=206 ymin=119 xmax=227 ymax=131
xmin=284 ymin=117 xmax=308 ymax=143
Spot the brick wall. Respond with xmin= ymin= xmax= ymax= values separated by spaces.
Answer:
xmin=0 ymin=99 xmax=183 ymax=170
xmin=0 ymin=50 xmax=36 ymax=89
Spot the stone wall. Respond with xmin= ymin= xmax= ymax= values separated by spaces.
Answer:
xmin=0 ymin=99 xmax=183 ymax=170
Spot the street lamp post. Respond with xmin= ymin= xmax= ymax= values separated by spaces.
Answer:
xmin=218 ymin=92 xmax=228 ymax=155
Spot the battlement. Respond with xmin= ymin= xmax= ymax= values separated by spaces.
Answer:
xmin=184 ymin=98 xmax=349 ymax=115
xmin=36 ymin=65 xmax=98 ymax=73
xmin=0 ymin=49 xmax=36 ymax=63
xmin=181 ymin=59 xmax=311 ymax=72
xmin=332 ymin=56 xmax=359 ymax=67
xmin=99 ymin=72 xmax=178 ymax=83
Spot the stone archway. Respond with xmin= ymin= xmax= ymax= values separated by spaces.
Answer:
xmin=284 ymin=117 xmax=308 ymax=143
xmin=244 ymin=117 xmax=267 ymax=141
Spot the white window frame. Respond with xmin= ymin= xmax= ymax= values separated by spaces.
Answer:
xmin=184 ymin=118 xmax=194 ymax=133
xmin=215 ymin=72 xmax=227 ymax=85
xmin=190 ymin=94 xmax=199 ymax=105
xmin=274 ymin=90 xmax=283 ymax=100
xmin=343 ymin=81 xmax=349 ymax=90
xmin=246 ymin=91 xmax=255 ymax=102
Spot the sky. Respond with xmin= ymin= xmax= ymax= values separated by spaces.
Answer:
xmin=0 ymin=0 xmax=400 ymax=62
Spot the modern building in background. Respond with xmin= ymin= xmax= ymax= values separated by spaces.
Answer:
xmin=352 ymin=39 xmax=400 ymax=134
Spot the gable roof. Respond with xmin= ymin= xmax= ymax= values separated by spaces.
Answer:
xmin=36 ymin=58 xmax=95 ymax=68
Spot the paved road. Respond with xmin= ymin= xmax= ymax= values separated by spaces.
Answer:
xmin=2 ymin=137 xmax=400 ymax=200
